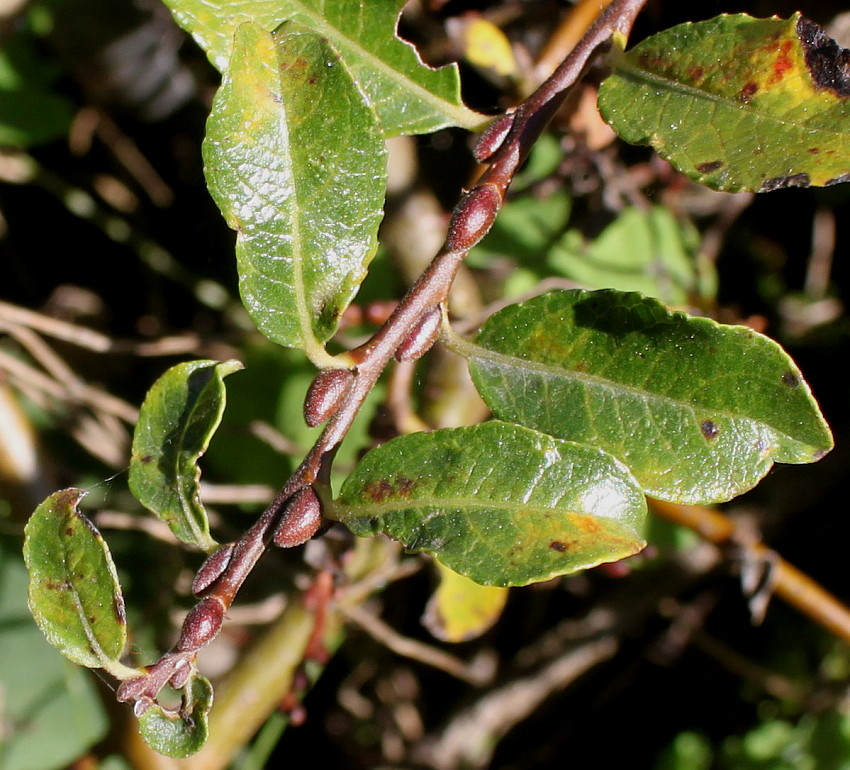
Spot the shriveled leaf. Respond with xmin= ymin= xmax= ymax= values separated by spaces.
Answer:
xmin=162 ymin=0 xmax=483 ymax=134
xmin=423 ymin=560 xmax=509 ymax=643
xmin=129 ymin=360 xmax=242 ymax=551
xmin=332 ymin=422 xmax=647 ymax=587
xmin=24 ymin=489 xmax=127 ymax=670
xmin=598 ymin=14 xmax=850 ymax=192
xmin=137 ymin=673 xmax=213 ymax=758
xmin=204 ymin=23 xmax=385 ymax=359
xmin=462 ymin=290 xmax=833 ymax=504
xmin=548 ymin=205 xmax=716 ymax=306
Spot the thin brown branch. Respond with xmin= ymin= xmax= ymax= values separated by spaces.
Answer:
xmin=341 ymin=603 xmax=492 ymax=687
xmin=650 ymin=498 xmax=850 ymax=645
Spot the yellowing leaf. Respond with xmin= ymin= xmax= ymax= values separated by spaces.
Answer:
xmin=599 ymin=14 xmax=850 ymax=192
xmin=423 ymin=561 xmax=509 ymax=643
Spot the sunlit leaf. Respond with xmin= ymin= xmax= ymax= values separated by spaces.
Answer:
xmin=204 ymin=23 xmax=385 ymax=360
xmin=422 ymin=560 xmax=509 ymax=642
xmin=599 ymin=13 xmax=850 ymax=192
xmin=129 ymin=360 xmax=243 ymax=551
xmin=162 ymin=0 xmax=484 ymax=134
xmin=332 ymin=422 xmax=647 ymax=587
xmin=24 ymin=489 xmax=127 ymax=670
xmin=462 ymin=290 xmax=833 ymax=504
xmin=137 ymin=673 xmax=214 ymax=758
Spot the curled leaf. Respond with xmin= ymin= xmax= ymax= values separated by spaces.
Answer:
xmin=137 ymin=673 xmax=214 ymax=758
xmin=129 ymin=360 xmax=243 ymax=551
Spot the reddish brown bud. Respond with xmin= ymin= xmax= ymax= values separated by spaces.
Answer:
xmin=473 ymin=111 xmax=515 ymax=163
xmin=176 ymin=597 xmax=225 ymax=652
xmin=304 ymin=368 xmax=354 ymax=427
xmin=273 ymin=487 xmax=323 ymax=548
xmin=446 ymin=184 xmax=502 ymax=253
xmin=192 ymin=543 xmax=235 ymax=596
xmin=395 ymin=306 xmax=442 ymax=363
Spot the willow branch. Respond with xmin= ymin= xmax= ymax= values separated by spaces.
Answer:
xmin=115 ymin=0 xmax=650 ymax=708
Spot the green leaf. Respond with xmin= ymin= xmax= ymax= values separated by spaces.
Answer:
xmin=162 ymin=0 xmax=484 ymax=134
xmin=203 ymin=23 xmax=386 ymax=360
xmin=137 ymin=673 xmax=214 ymax=758
xmin=0 ymin=27 xmax=74 ymax=147
xmin=460 ymin=290 xmax=833 ymax=504
xmin=598 ymin=14 xmax=850 ymax=192
xmin=1 ymin=540 xmax=109 ymax=770
xmin=548 ymin=206 xmax=716 ymax=306
xmin=422 ymin=560 xmax=509 ymax=642
xmin=129 ymin=360 xmax=243 ymax=551
xmin=23 ymin=489 xmax=128 ymax=671
xmin=332 ymin=422 xmax=647 ymax=587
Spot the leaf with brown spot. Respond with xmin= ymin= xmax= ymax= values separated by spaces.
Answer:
xmin=130 ymin=359 xmax=242 ymax=551
xmin=24 ymin=489 xmax=133 ymax=673
xmin=459 ymin=290 xmax=833 ymax=505
xmin=331 ymin=422 xmax=647 ymax=586
xmin=598 ymin=13 xmax=850 ymax=192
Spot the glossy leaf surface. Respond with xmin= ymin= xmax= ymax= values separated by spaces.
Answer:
xmin=24 ymin=489 xmax=127 ymax=669
xmin=137 ymin=673 xmax=214 ymax=758
xmin=422 ymin=561 xmax=509 ymax=642
xmin=163 ymin=0 xmax=483 ymax=134
xmin=598 ymin=14 xmax=850 ymax=192
xmin=129 ymin=360 xmax=242 ymax=551
xmin=333 ymin=422 xmax=647 ymax=586
xmin=204 ymin=23 xmax=386 ymax=359
xmin=464 ymin=290 xmax=833 ymax=504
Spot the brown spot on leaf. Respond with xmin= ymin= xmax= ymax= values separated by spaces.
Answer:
xmin=700 ymin=420 xmax=720 ymax=440
xmin=64 ymin=527 xmax=74 ymax=536
xmin=739 ymin=81 xmax=758 ymax=103
xmin=760 ymin=173 xmax=811 ymax=192
xmin=688 ymin=65 xmax=705 ymax=81
xmin=781 ymin=371 xmax=800 ymax=387
xmin=696 ymin=160 xmax=724 ymax=174
xmin=549 ymin=541 xmax=568 ymax=552
xmin=363 ymin=477 xmax=416 ymax=504
xmin=797 ymin=16 xmax=850 ymax=98
xmin=140 ymin=454 xmax=153 ymax=464
xmin=808 ymin=147 xmax=820 ymax=154
xmin=364 ymin=479 xmax=393 ymax=503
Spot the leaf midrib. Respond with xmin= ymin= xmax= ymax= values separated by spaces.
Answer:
xmin=272 ymin=0 xmax=482 ymax=130
xmin=455 ymin=333 xmax=787 ymax=434
xmin=612 ymin=58 xmax=844 ymax=137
